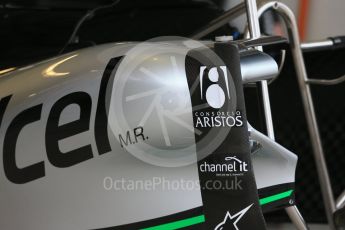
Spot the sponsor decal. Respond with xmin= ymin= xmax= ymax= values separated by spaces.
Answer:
xmin=195 ymin=65 xmax=242 ymax=129
xmin=0 ymin=57 xmax=130 ymax=184
xmin=199 ymin=66 xmax=230 ymax=109
xmin=200 ymin=156 xmax=248 ymax=176
xmin=214 ymin=204 xmax=253 ymax=230
xmin=194 ymin=111 xmax=243 ymax=128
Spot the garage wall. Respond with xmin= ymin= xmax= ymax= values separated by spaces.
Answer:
xmin=280 ymin=0 xmax=345 ymax=40
xmin=222 ymin=0 xmax=345 ymax=41
xmin=307 ymin=0 xmax=345 ymax=40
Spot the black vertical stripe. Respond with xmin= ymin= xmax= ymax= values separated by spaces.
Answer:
xmin=95 ymin=57 xmax=122 ymax=155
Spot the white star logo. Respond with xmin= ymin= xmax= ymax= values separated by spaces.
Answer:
xmin=214 ymin=204 xmax=253 ymax=230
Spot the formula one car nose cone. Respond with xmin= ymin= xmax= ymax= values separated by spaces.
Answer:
xmin=107 ymin=37 xmax=237 ymax=167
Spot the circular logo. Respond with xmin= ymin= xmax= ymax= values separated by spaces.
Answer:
xmin=106 ymin=36 xmax=237 ymax=167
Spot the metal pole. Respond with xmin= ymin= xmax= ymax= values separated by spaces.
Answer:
xmin=258 ymin=2 xmax=336 ymax=229
xmin=245 ymin=1 xmax=309 ymax=229
xmin=301 ymin=40 xmax=333 ymax=52
xmin=286 ymin=206 xmax=309 ymax=230
xmin=245 ymin=0 xmax=275 ymax=140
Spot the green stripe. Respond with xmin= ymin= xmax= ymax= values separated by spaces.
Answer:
xmin=141 ymin=215 xmax=205 ymax=230
xmin=259 ymin=190 xmax=293 ymax=205
xmin=142 ymin=190 xmax=293 ymax=229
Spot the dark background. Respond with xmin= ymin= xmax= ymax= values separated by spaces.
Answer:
xmin=0 ymin=0 xmax=344 ymax=224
